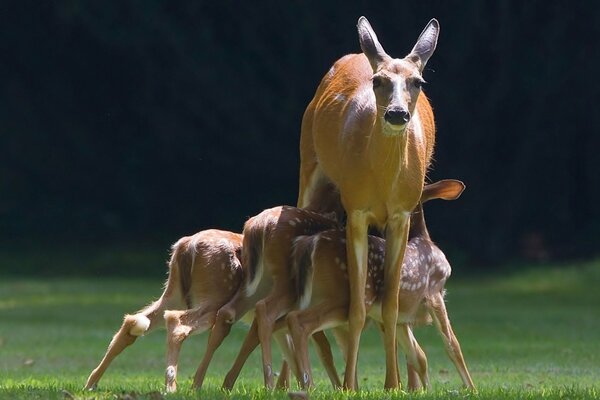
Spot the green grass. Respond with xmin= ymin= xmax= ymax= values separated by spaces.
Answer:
xmin=1 ymin=259 xmax=599 ymax=399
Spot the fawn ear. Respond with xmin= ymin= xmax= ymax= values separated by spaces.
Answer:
xmin=421 ymin=179 xmax=465 ymax=203
xmin=407 ymin=18 xmax=439 ymax=71
xmin=357 ymin=16 xmax=390 ymax=72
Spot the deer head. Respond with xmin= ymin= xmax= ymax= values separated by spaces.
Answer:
xmin=357 ymin=17 xmax=439 ymax=136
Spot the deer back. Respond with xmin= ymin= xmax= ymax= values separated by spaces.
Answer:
xmin=242 ymin=206 xmax=339 ymax=297
xmin=169 ymin=229 xmax=244 ymax=310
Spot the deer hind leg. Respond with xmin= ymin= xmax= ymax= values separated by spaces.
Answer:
xmin=163 ymin=306 xmax=217 ymax=392
xmin=332 ymin=326 xmax=358 ymax=390
xmin=396 ymin=324 xmax=429 ymax=391
xmin=220 ymin=317 xmax=295 ymax=391
xmin=287 ymin=304 xmax=347 ymax=390
xmin=255 ymin=289 xmax=295 ymax=389
xmin=84 ymin=297 xmax=171 ymax=390
xmin=275 ymin=361 xmax=291 ymax=390
xmin=274 ymin=330 xmax=338 ymax=391
xmin=272 ymin=321 xmax=298 ymax=390
xmin=428 ymin=292 xmax=476 ymax=390
xmin=407 ymin=364 xmax=421 ymax=391
xmin=190 ymin=301 xmax=244 ymax=390
xmin=192 ymin=288 xmax=255 ymax=390
xmin=222 ymin=318 xmax=259 ymax=390
xmin=312 ymin=330 xmax=341 ymax=389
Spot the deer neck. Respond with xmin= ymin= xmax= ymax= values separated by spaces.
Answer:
xmin=367 ymin=112 xmax=422 ymax=191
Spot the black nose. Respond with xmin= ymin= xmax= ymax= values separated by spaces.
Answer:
xmin=384 ymin=109 xmax=410 ymax=125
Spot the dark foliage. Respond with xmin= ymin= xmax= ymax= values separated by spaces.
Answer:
xmin=1 ymin=1 xmax=599 ymax=267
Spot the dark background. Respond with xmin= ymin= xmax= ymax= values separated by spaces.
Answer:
xmin=1 ymin=1 xmax=599 ymax=273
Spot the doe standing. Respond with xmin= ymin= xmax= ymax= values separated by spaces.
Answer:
xmin=298 ymin=17 xmax=440 ymax=389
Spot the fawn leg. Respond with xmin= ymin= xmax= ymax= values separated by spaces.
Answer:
xmin=164 ymin=307 xmax=216 ymax=392
xmin=428 ymin=292 xmax=476 ymax=390
xmin=85 ymin=298 xmax=170 ymax=390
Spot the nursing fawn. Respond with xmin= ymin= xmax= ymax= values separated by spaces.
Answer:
xmin=192 ymin=206 xmax=340 ymax=390
xmin=287 ymin=180 xmax=475 ymax=391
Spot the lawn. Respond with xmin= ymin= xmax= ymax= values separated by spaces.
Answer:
xmin=1 ymin=258 xmax=599 ymax=399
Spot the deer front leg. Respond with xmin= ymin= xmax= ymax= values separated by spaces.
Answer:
xmin=382 ymin=214 xmax=410 ymax=389
xmin=343 ymin=211 xmax=369 ymax=390
xmin=164 ymin=307 xmax=216 ymax=392
xmin=428 ymin=292 xmax=476 ymax=390
xmin=84 ymin=300 xmax=165 ymax=390
xmin=286 ymin=311 xmax=312 ymax=390
xmin=375 ymin=321 xmax=403 ymax=389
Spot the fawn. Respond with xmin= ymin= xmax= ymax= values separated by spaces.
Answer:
xmin=84 ymin=229 xmax=244 ymax=391
xmin=287 ymin=180 xmax=475 ymax=390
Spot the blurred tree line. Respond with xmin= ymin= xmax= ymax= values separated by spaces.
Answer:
xmin=1 ymin=1 xmax=599 ymax=268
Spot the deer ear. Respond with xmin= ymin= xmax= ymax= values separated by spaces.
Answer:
xmin=407 ymin=18 xmax=439 ymax=71
xmin=357 ymin=16 xmax=390 ymax=72
xmin=421 ymin=179 xmax=465 ymax=203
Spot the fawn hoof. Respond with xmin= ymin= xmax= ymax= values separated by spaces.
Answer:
xmin=263 ymin=364 xmax=275 ymax=390
xmin=300 ymin=372 xmax=313 ymax=390
xmin=165 ymin=366 xmax=177 ymax=393
xmin=84 ymin=370 xmax=100 ymax=391
xmin=222 ymin=373 xmax=236 ymax=391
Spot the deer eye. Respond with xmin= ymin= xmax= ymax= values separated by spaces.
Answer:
xmin=372 ymin=76 xmax=383 ymax=89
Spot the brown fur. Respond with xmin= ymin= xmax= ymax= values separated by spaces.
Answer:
xmin=192 ymin=206 xmax=341 ymax=391
xmin=85 ymin=229 xmax=244 ymax=392
xmin=297 ymin=18 xmax=440 ymax=389
xmin=242 ymin=214 xmax=269 ymax=288
xmin=287 ymin=180 xmax=474 ymax=391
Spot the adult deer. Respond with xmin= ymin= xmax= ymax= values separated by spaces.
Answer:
xmin=297 ymin=17 xmax=440 ymax=389
xmin=84 ymin=229 xmax=244 ymax=391
xmin=288 ymin=180 xmax=475 ymax=391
